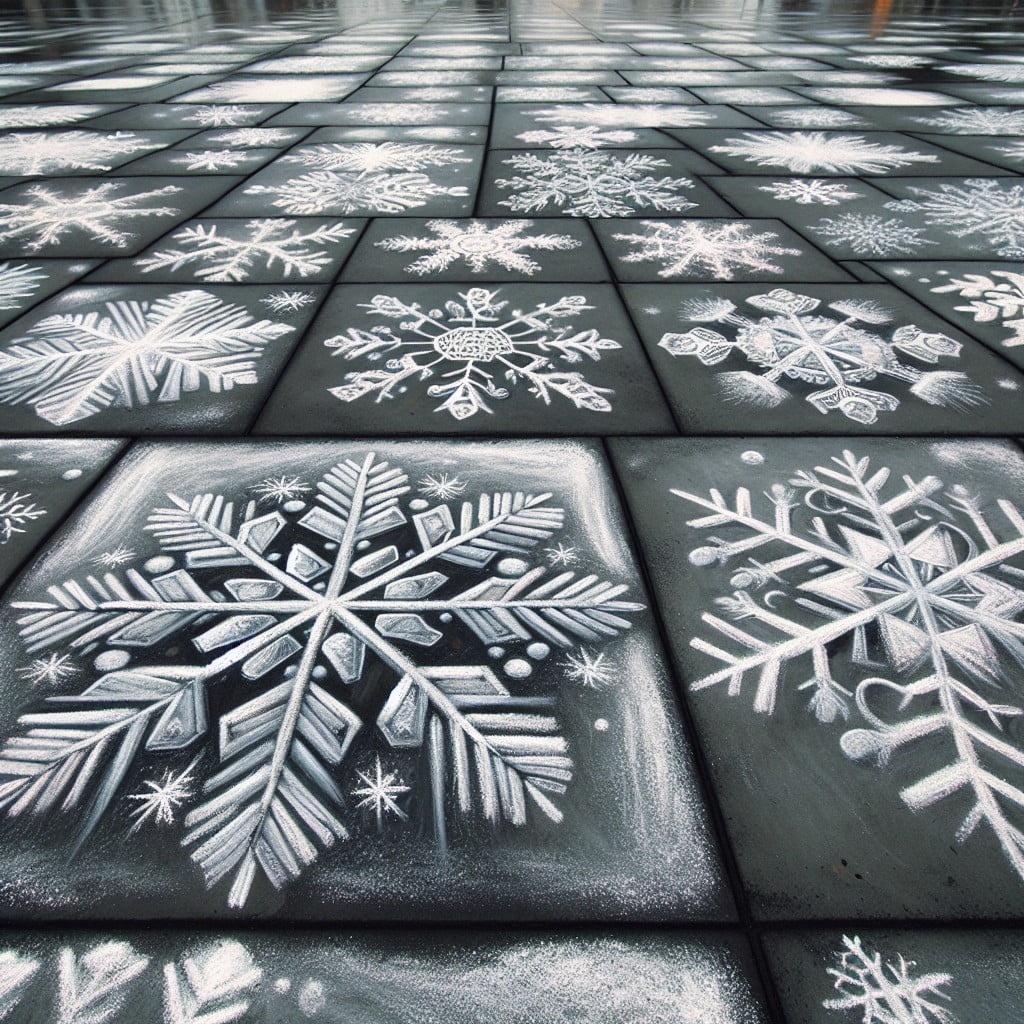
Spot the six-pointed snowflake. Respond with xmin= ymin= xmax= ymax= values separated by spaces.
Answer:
xmin=824 ymin=936 xmax=956 ymax=1022
xmin=611 ymin=221 xmax=800 ymax=279
xmin=170 ymin=149 xmax=252 ymax=172
xmin=375 ymin=219 xmax=581 ymax=276
xmin=261 ymin=289 xmax=314 ymax=312
xmin=251 ymin=474 xmax=311 ymax=504
xmin=516 ymin=125 xmax=638 ymax=148
xmin=0 ymin=454 xmax=641 ymax=906
xmin=16 ymin=652 xmax=76 ymax=688
xmin=128 ymin=756 xmax=201 ymax=832
xmin=812 ymin=212 xmax=937 ymax=256
xmin=0 ymin=131 xmax=158 ymax=176
xmin=660 ymin=288 xmax=983 ymax=423
xmin=496 ymin=150 xmax=697 ymax=217
xmin=675 ymin=449 xmax=1024 ymax=880
xmin=0 ymin=289 xmax=293 ymax=425
xmin=0 ymin=182 xmax=182 ymax=251
xmin=758 ymin=180 xmax=862 ymax=206
xmin=914 ymin=107 xmax=1024 ymax=135
xmin=324 ymin=288 xmax=621 ymax=419
xmin=181 ymin=105 xmax=257 ymax=127
xmin=932 ymin=269 xmax=1024 ymax=347
xmin=532 ymin=103 xmax=714 ymax=128
xmin=351 ymin=756 xmax=410 ymax=830
xmin=709 ymin=131 xmax=940 ymax=174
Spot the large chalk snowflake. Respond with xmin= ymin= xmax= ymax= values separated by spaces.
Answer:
xmin=246 ymin=143 xmax=472 ymax=215
xmin=675 ymin=449 xmax=1024 ymax=881
xmin=769 ymin=108 xmax=868 ymax=128
xmin=0 ymin=131 xmax=158 ymax=176
xmin=496 ymin=151 xmax=696 ymax=218
xmin=885 ymin=179 xmax=1024 ymax=258
xmin=326 ymin=288 xmax=620 ymax=420
xmin=757 ymin=180 xmax=862 ymax=206
xmin=811 ymin=213 xmax=936 ymax=256
xmin=611 ymin=221 xmax=800 ymax=279
xmin=375 ymin=219 xmax=580 ymax=276
xmin=0 ymin=289 xmax=293 ymax=425
xmin=932 ymin=270 xmax=1024 ymax=348
xmin=0 ymin=183 xmax=182 ymax=251
xmin=0 ymin=262 xmax=45 ymax=309
xmin=531 ymin=103 xmax=715 ymax=128
xmin=825 ymin=936 xmax=956 ymax=1022
xmin=660 ymin=289 xmax=982 ymax=423
xmin=708 ymin=131 xmax=939 ymax=174
xmin=914 ymin=107 xmax=1024 ymax=135
xmin=0 ymin=453 xmax=640 ymax=906
xmin=516 ymin=126 xmax=637 ymax=149
xmin=136 ymin=219 xmax=356 ymax=282
xmin=0 ymin=105 xmax=105 ymax=128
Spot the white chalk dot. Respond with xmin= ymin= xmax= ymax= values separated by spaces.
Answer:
xmin=504 ymin=658 xmax=531 ymax=679
xmin=144 ymin=556 xmax=174 ymax=574
xmin=94 ymin=650 xmax=130 ymax=671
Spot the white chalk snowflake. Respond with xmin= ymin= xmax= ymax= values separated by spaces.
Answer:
xmin=516 ymin=125 xmax=638 ymax=148
xmin=0 ymin=131 xmax=157 ymax=176
xmin=532 ymin=103 xmax=714 ymax=128
xmin=770 ymin=108 xmax=868 ymax=128
xmin=0 ymin=105 xmax=104 ymax=128
xmin=0 ymin=289 xmax=293 ymax=425
xmin=496 ymin=151 xmax=696 ymax=218
xmin=170 ymin=149 xmax=252 ymax=172
xmin=0 ymin=182 xmax=182 ymax=251
xmin=758 ymin=180 xmax=862 ymax=206
xmin=850 ymin=53 xmax=934 ymax=67
xmin=661 ymin=288 xmax=983 ymax=423
xmin=246 ymin=143 xmax=472 ymax=215
xmin=137 ymin=219 xmax=355 ymax=283
xmin=182 ymin=105 xmax=259 ymax=127
xmin=206 ymin=128 xmax=297 ymax=146
xmin=338 ymin=103 xmax=453 ymax=125
xmin=93 ymin=545 xmax=136 ymax=568
xmin=0 ymin=480 xmax=46 ymax=541
xmin=612 ymin=221 xmax=800 ymax=279
xmin=260 ymin=290 xmax=314 ymax=313
xmin=164 ymin=940 xmax=261 ymax=1024
xmin=811 ymin=212 xmax=937 ymax=256
xmin=824 ymin=936 xmax=956 ymax=1022
xmin=709 ymin=131 xmax=939 ymax=174
xmin=940 ymin=64 xmax=1024 ymax=82
xmin=418 ymin=472 xmax=466 ymax=500
xmin=932 ymin=269 xmax=1024 ymax=348
xmin=352 ymin=756 xmax=410 ymax=830
xmin=375 ymin=219 xmax=581 ymax=276
xmin=128 ymin=756 xmax=200 ymax=832
xmin=0 ymin=453 xmax=640 ymax=906
xmin=325 ymin=288 xmax=620 ymax=420
xmin=885 ymin=179 xmax=1024 ymax=258
xmin=0 ymin=262 xmax=45 ymax=309
xmin=251 ymin=474 xmax=311 ymax=504
xmin=16 ymin=652 xmax=76 ymax=688
xmin=914 ymin=107 xmax=1024 ymax=135
xmin=676 ymin=448 xmax=1024 ymax=880
xmin=545 ymin=542 xmax=578 ymax=567
xmin=562 ymin=648 xmax=613 ymax=690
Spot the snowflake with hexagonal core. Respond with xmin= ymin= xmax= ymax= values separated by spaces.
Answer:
xmin=932 ymin=270 xmax=1024 ymax=348
xmin=914 ymin=108 xmax=1024 ymax=135
xmin=0 ymin=183 xmax=182 ymax=251
xmin=611 ymin=221 xmax=800 ymax=279
xmin=0 ymin=289 xmax=293 ymax=425
xmin=824 ymin=936 xmax=956 ymax=1022
xmin=324 ymin=288 xmax=620 ymax=420
xmin=676 ymin=448 xmax=1024 ymax=883
xmin=708 ymin=131 xmax=939 ymax=174
xmin=0 ymin=131 xmax=159 ymax=176
xmin=0 ymin=453 xmax=641 ymax=906
xmin=375 ymin=219 xmax=581 ymax=276
xmin=660 ymin=289 xmax=984 ymax=424
xmin=137 ymin=219 xmax=356 ymax=283
xmin=811 ymin=213 xmax=937 ymax=257
xmin=496 ymin=151 xmax=697 ymax=218
xmin=245 ymin=143 xmax=472 ymax=215
xmin=758 ymin=180 xmax=862 ymax=206
xmin=884 ymin=179 xmax=1024 ymax=258
xmin=531 ymin=103 xmax=715 ymax=128
xmin=516 ymin=126 xmax=638 ymax=149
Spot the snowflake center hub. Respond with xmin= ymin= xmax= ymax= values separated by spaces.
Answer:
xmin=452 ymin=234 xmax=503 ymax=256
xmin=432 ymin=326 xmax=514 ymax=361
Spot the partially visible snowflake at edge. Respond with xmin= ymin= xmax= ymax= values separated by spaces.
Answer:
xmin=0 ymin=453 xmax=642 ymax=907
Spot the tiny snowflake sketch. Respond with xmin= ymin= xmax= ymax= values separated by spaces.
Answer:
xmin=660 ymin=288 xmax=983 ymax=423
xmin=0 ymin=453 xmax=641 ymax=906
xmin=246 ymin=142 xmax=472 ymax=215
xmin=0 ymin=477 xmax=46 ymax=541
xmin=758 ymin=180 xmax=862 ymax=206
xmin=0 ymin=262 xmax=45 ymax=309
xmin=676 ymin=448 xmax=1024 ymax=882
xmin=325 ymin=288 xmax=621 ymax=419
xmin=611 ymin=221 xmax=800 ymax=279
xmin=0 ymin=182 xmax=182 ymax=251
xmin=495 ymin=151 xmax=696 ymax=218
xmin=208 ymin=128 xmax=297 ymax=146
xmin=709 ymin=131 xmax=940 ymax=174
xmin=812 ymin=212 xmax=937 ymax=257
xmin=375 ymin=219 xmax=581 ymax=276
xmin=884 ymin=179 xmax=1024 ymax=258
xmin=261 ymin=290 xmax=314 ymax=313
xmin=0 ymin=289 xmax=293 ymax=425
xmin=824 ymin=936 xmax=956 ymax=1023
xmin=137 ymin=219 xmax=356 ymax=283
xmin=0 ymin=131 xmax=158 ymax=176
xmin=933 ymin=270 xmax=1024 ymax=348
xmin=181 ymin=104 xmax=256 ymax=127
xmin=170 ymin=150 xmax=252 ymax=172
xmin=516 ymin=125 xmax=638 ymax=149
